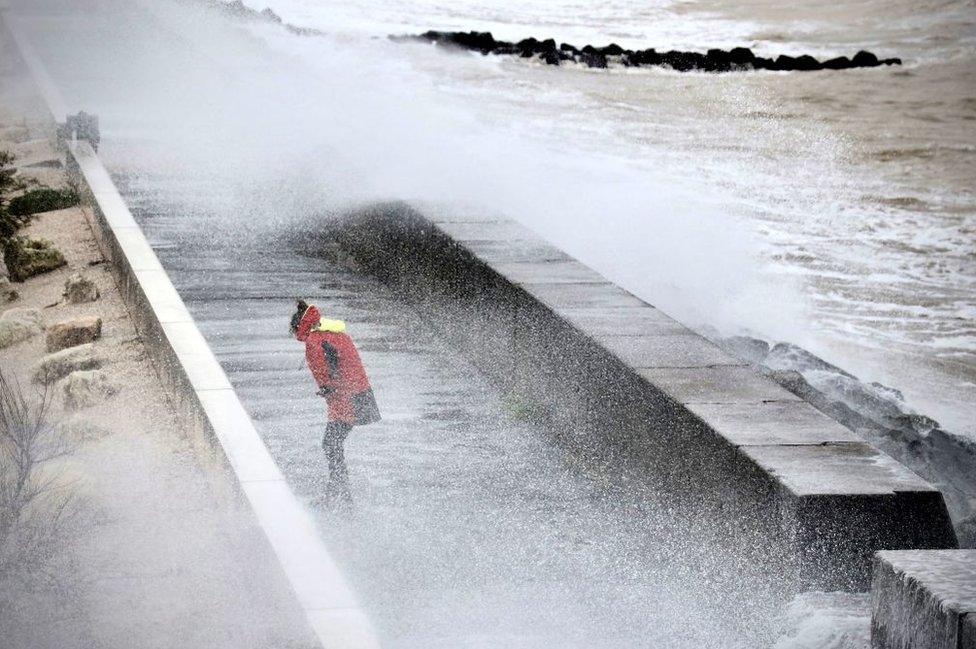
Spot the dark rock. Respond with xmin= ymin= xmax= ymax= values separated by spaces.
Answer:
xmin=396 ymin=30 xmax=900 ymax=74
xmin=793 ymin=55 xmax=822 ymax=71
xmin=773 ymin=54 xmax=797 ymax=70
xmin=631 ymin=48 xmax=661 ymax=66
xmin=729 ymin=47 xmax=755 ymax=65
xmin=661 ymin=51 xmax=706 ymax=72
xmin=822 ymin=56 xmax=852 ymax=70
xmin=541 ymin=50 xmax=561 ymax=65
xmin=579 ymin=52 xmax=608 ymax=68
xmin=517 ymin=37 xmax=539 ymax=57
xmin=707 ymin=49 xmax=732 ymax=65
xmin=539 ymin=38 xmax=557 ymax=53
xmin=851 ymin=50 xmax=880 ymax=67
xmin=455 ymin=31 xmax=497 ymax=52
xmin=599 ymin=43 xmax=625 ymax=56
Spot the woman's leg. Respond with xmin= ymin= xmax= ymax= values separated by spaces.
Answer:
xmin=322 ymin=421 xmax=352 ymax=490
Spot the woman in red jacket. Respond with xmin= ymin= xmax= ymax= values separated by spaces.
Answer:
xmin=290 ymin=300 xmax=380 ymax=498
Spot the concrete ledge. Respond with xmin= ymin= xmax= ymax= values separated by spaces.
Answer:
xmin=872 ymin=550 xmax=976 ymax=649
xmin=335 ymin=201 xmax=958 ymax=592
xmin=1 ymin=14 xmax=379 ymax=648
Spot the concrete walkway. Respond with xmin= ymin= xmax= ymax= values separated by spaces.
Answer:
xmin=115 ymin=172 xmax=786 ymax=648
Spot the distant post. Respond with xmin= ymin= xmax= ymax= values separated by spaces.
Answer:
xmin=57 ymin=111 xmax=100 ymax=151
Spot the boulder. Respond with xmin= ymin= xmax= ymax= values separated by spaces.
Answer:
xmin=793 ymin=55 xmax=822 ymax=71
xmin=60 ymin=369 xmax=117 ymax=410
xmin=46 ymin=316 xmax=102 ymax=352
xmin=773 ymin=54 xmax=798 ymax=70
xmin=62 ymin=273 xmax=99 ymax=304
xmin=728 ymin=47 xmax=755 ymax=65
xmin=598 ymin=43 xmax=624 ymax=56
xmin=0 ymin=252 xmax=8 ymax=280
xmin=4 ymin=238 xmax=66 ymax=281
xmin=32 ymin=343 xmax=100 ymax=384
xmin=822 ymin=56 xmax=852 ymax=70
xmin=580 ymin=52 xmax=608 ymax=68
xmin=0 ymin=307 xmax=43 ymax=348
xmin=851 ymin=50 xmax=880 ymax=67
xmin=516 ymin=37 xmax=539 ymax=57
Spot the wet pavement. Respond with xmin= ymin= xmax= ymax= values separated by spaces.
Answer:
xmin=115 ymin=175 xmax=775 ymax=648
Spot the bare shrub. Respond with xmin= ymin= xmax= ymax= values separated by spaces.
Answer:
xmin=0 ymin=368 xmax=77 ymax=626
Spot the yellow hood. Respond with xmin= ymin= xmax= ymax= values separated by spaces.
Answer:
xmin=313 ymin=318 xmax=346 ymax=333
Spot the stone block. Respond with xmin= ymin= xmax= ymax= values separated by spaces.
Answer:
xmin=640 ymin=365 xmax=801 ymax=404
xmin=0 ymin=307 xmax=42 ymax=348
xmin=62 ymin=272 xmax=99 ymax=303
xmin=60 ymin=368 xmax=117 ymax=410
xmin=33 ymin=343 xmax=100 ymax=384
xmin=597 ymin=333 xmax=743 ymax=368
xmin=872 ymin=550 xmax=976 ymax=649
xmin=45 ymin=315 xmax=102 ymax=352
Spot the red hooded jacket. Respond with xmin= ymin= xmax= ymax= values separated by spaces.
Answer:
xmin=295 ymin=305 xmax=381 ymax=426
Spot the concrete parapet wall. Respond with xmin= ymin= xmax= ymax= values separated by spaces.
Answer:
xmin=335 ymin=202 xmax=958 ymax=592
xmin=872 ymin=550 xmax=976 ymax=648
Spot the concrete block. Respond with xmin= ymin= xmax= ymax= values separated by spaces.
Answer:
xmin=112 ymin=226 xmax=165 ymax=272
xmin=334 ymin=203 xmax=959 ymax=594
xmin=522 ymin=281 xmax=647 ymax=309
xmin=560 ymin=306 xmax=689 ymax=336
xmin=493 ymin=259 xmax=606 ymax=285
xmin=872 ymin=550 xmax=976 ymax=649
xmin=597 ymin=333 xmax=743 ymax=368
xmin=435 ymin=220 xmax=539 ymax=243
xmin=688 ymin=400 xmax=856 ymax=446
xmin=639 ymin=365 xmax=801 ymax=404
xmin=744 ymin=443 xmax=935 ymax=497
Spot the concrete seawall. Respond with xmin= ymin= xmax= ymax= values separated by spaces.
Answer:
xmin=334 ymin=202 xmax=958 ymax=592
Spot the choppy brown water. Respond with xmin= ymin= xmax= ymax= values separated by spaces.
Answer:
xmin=267 ymin=0 xmax=976 ymax=434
